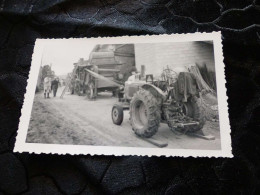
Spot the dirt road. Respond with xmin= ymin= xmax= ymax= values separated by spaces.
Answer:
xmin=26 ymin=87 xmax=221 ymax=150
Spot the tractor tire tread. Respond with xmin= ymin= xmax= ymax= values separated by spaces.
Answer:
xmin=130 ymin=89 xmax=161 ymax=138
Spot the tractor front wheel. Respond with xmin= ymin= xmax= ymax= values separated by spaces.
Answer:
xmin=112 ymin=104 xmax=124 ymax=125
xmin=130 ymin=89 xmax=161 ymax=138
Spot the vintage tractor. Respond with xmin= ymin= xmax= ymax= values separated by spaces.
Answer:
xmin=111 ymin=67 xmax=206 ymax=138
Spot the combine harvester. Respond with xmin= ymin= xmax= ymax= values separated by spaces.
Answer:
xmin=61 ymin=51 xmax=134 ymax=99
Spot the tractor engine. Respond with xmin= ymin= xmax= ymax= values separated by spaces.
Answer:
xmin=124 ymin=74 xmax=146 ymax=101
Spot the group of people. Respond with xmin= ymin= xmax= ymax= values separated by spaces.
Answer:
xmin=43 ymin=76 xmax=60 ymax=98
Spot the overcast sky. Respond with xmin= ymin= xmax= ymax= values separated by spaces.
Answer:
xmin=41 ymin=40 xmax=96 ymax=76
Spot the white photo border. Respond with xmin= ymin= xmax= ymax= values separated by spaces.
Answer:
xmin=14 ymin=32 xmax=233 ymax=158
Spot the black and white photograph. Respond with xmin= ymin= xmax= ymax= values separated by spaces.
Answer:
xmin=14 ymin=32 xmax=232 ymax=157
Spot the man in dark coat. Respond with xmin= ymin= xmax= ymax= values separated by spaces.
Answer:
xmin=51 ymin=77 xmax=59 ymax=97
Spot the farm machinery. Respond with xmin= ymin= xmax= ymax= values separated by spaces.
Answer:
xmin=69 ymin=52 xmax=123 ymax=99
xmin=111 ymin=66 xmax=206 ymax=138
xmin=67 ymin=51 xmax=136 ymax=99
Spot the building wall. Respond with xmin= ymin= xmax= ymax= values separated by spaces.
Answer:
xmin=134 ymin=41 xmax=215 ymax=78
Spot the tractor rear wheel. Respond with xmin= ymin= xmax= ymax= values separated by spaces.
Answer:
xmin=130 ymin=89 xmax=161 ymax=138
xmin=181 ymin=96 xmax=206 ymax=132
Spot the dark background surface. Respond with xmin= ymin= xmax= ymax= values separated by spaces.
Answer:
xmin=0 ymin=0 xmax=260 ymax=194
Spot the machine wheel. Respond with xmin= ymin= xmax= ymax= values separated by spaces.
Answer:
xmin=86 ymin=82 xmax=94 ymax=99
xmin=112 ymin=104 xmax=124 ymax=125
xmin=181 ymin=96 xmax=206 ymax=132
xmin=75 ymin=83 xmax=81 ymax=96
xmin=70 ymin=88 xmax=74 ymax=94
xmin=130 ymin=89 xmax=161 ymax=138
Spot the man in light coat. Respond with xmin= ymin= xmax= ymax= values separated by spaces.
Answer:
xmin=44 ymin=76 xmax=52 ymax=98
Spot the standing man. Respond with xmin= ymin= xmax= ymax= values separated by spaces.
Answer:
xmin=44 ymin=76 xmax=52 ymax=98
xmin=51 ymin=77 xmax=59 ymax=97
